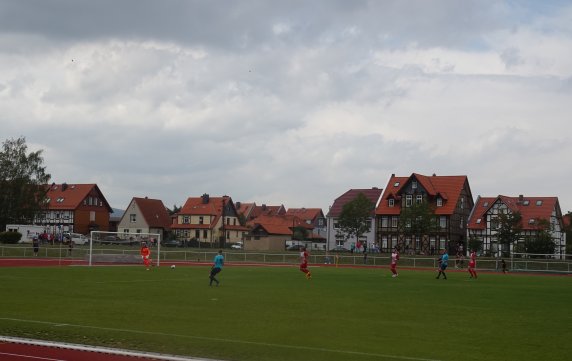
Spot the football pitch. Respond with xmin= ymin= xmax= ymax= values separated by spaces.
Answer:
xmin=0 ymin=264 xmax=570 ymax=361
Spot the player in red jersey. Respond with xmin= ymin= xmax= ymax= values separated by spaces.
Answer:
xmin=140 ymin=243 xmax=151 ymax=270
xmin=300 ymin=247 xmax=311 ymax=279
xmin=390 ymin=247 xmax=400 ymax=277
xmin=468 ymin=249 xmax=478 ymax=279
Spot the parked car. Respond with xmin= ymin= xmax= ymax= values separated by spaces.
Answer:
xmin=231 ymin=242 xmax=243 ymax=250
xmin=286 ymin=244 xmax=306 ymax=251
xmin=65 ymin=233 xmax=89 ymax=245
xmin=162 ymin=239 xmax=181 ymax=247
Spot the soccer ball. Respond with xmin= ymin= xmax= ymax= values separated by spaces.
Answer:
xmin=171 ymin=264 xmax=176 ymax=269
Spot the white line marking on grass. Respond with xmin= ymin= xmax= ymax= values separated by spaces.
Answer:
xmin=0 ymin=352 xmax=64 ymax=360
xmin=0 ymin=317 xmax=441 ymax=361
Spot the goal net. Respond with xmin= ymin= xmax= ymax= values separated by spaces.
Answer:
xmin=88 ymin=231 xmax=161 ymax=267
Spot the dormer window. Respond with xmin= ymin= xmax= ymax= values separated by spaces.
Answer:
xmin=56 ymin=197 xmax=64 ymax=203
xmin=536 ymin=200 xmax=543 ymax=206
xmin=436 ymin=198 xmax=443 ymax=207
xmin=483 ymin=202 xmax=488 ymax=207
xmin=394 ymin=182 xmax=400 ymax=187
xmin=476 ymin=218 xmax=481 ymax=224
xmin=528 ymin=218 xmax=535 ymax=224
xmin=523 ymin=200 xmax=530 ymax=206
xmin=388 ymin=198 xmax=395 ymax=207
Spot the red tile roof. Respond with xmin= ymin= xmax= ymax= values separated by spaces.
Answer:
xmin=248 ymin=215 xmax=309 ymax=235
xmin=285 ymin=208 xmax=325 ymax=223
xmin=131 ymin=197 xmax=171 ymax=229
xmin=468 ymin=195 xmax=561 ymax=230
xmin=466 ymin=196 xmax=497 ymax=230
xmin=45 ymin=183 xmax=112 ymax=212
xmin=564 ymin=214 xmax=571 ymax=228
xmin=328 ymin=188 xmax=383 ymax=217
xmin=235 ymin=202 xmax=256 ymax=219
xmin=250 ymin=204 xmax=286 ymax=219
xmin=180 ymin=196 xmax=227 ymax=215
xmin=376 ymin=174 xmax=469 ymax=216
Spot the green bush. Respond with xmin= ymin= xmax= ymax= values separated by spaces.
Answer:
xmin=0 ymin=231 xmax=22 ymax=244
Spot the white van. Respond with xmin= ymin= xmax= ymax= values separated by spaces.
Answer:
xmin=69 ymin=233 xmax=89 ymax=245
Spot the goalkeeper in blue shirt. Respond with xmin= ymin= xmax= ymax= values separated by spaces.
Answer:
xmin=209 ymin=250 xmax=224 ymax=286
xmin=436 ymin=249 xmax=449 ymax=280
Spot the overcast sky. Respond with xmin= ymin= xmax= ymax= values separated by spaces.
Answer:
xmin=1 ymin=0 xmax=571 ymax=214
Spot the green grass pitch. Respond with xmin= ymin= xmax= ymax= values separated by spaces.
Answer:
xmin=0 ymin=265 xmax=570 ymax=361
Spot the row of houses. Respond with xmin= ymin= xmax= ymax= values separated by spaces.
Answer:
xmin=31 ymin=173 xmax=569 ymax=255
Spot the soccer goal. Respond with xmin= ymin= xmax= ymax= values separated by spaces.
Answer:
xmin=88 ymin=231 xmax=162 ymax=267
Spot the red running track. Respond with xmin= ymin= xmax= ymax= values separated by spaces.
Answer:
xmin=0 ymin=337 xmax=204 ymax=361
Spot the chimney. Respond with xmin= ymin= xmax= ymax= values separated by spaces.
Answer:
xmin=236 ymin=201 xmax=241 ymax=209
xmin=518 ymin=194 xmax=524 ymax=203
xmin=62 ymin=183 xmax=68 ymax=191
xmin=262 ymin=204 xmax=267 ymax=211
xmin=202 ymin=193 xmax=210 ymax=204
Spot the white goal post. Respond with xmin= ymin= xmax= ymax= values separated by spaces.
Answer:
xmin=88 ymin=231 xmax=162 ymax=267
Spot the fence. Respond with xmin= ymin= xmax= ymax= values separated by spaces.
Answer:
xmin=1 ymin=245 xmax=571 ymax=273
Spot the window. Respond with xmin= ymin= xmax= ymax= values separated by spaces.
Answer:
xmin=460 ymin=218 xmax=464 ymax=228
xmin=130 ymin=214 xmax=136 ymax=223
xmin=391 ymin=217 xmax=398 ymax=228
xmin=483 ymin=202 xmax=488 ymax=207
xmin=90 ymin=211 xmax=95 ymax=222
xmin=318 ymin=218 xmax=324 ymax=226
xmin=436 ymin=197 xmax=443 ymax=207
xmin=476 ymin=218 xmax=481 ymax=224
xmin=381 ymin=217 xmax=388 ymax=227
xmin=394 ymin=182 xmax=400 ymax=187
xmin=199 ymin=216 xmax=204 ymax=224
xmin=536 ymin=200 xmax=543 ymax=206
xmin=183 ymin=216 xmax=190 ymax=224
xmin=412 ymin=181 xmax=417 ymax=189
xmin=523 ymin=200 xmax=530 ymax=206
xmin=388 ymin=198 xmax=395 ymax=207
xmin=195 ymin=230 xmax=200 ymax=239
xmin=405 ymin=195 xmax=412 ymax=207
xmin=123 ymin=229 xmax=129 ymax=233
xmin=416 ymin=195 xmax=422 ymax=204
xmin=334 ymin=222 xmax=339 ymax=229
xmin=460 ymin=197 xmax=464 ymax=209
xmin=203 ymin=230 xmax=208 ymax=238
xmin=529 ymin=219 xmax=535 ymax=224
xmin=440 ymin=216 xmax=447 ymax=229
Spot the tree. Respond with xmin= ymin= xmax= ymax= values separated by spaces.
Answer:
xmin=0 ymin=137 xmax=51 ymax=229
xmin=494 ymin=211 xmax=522 ymax=257
xmin=292 ymin=226 xmax=309 ymax=243
xmin=397 ymin=200 xmax=437 ymax=253
xmin=336 ymin=193 xmax=374 ymax=245
xmin=468 ymin=236 xmax=483 ymax=254
xmin=523 ymin=218 xmax=555 ymax=256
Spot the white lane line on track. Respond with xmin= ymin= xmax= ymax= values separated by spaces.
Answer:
xmin=0 ymin=318 xmax=442 ymax=361
xmin=0 ymin=351 xmax=64 ymax=360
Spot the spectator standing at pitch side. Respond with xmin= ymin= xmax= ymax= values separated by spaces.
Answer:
xmin=140 ymin=243 xmax=151 ymax=270
xmin=32 ymin=236 xmax=39 ymax=256
xmin=209 ymin=250 xmax=224 ymax=286
xmin=390 ymin=247 xmax=400 ymax=278
xmin=299 ymin=246 xmax=312 ymax=279
xmin=436 ymin=249 xmax=449 ymax=280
